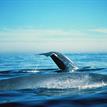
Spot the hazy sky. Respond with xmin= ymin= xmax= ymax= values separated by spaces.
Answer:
xmin=0 ymin=0 xmax=107 ymax=52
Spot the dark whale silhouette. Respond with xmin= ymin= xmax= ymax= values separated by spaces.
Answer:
xmin=40 ymin=51 xmax=79 ymax=72
xmin=40 ymin=52 xmax=104 ymax=72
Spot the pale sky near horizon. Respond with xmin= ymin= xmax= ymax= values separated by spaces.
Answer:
xmin=0 ymin=0 xmax=107 ymax=52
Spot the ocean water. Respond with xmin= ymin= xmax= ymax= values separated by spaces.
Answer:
xmin=0 ymin=52 xmax=107 ymax=107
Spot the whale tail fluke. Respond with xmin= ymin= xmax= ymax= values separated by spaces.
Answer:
xmin=40 ymin=52 xmax=78 ymax=72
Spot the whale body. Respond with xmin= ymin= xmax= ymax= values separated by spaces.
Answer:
xmin=0 ymin=72 xmax=107 ymax=90
xmin=0 ymin=51 xmax=106 ymax=90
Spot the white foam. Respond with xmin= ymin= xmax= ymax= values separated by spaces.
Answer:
xmin=39 ymin=76 xmax=107 ymax=90
xmin=25 ymin=69 xmax=40 ymax=73
xmin=78 ymin=81 xmax=107 ymax=89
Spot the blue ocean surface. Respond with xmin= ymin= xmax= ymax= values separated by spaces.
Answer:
xmin=0 ymin=52 xmax=107 ymax=107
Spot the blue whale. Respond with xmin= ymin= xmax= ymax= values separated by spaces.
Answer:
xmin=0 ymin=51 xmax=106 ymax=90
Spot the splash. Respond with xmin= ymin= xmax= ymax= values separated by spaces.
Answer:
xmin=79 ymin=81 xmax=107 ymax=89
xmin=39 ymin=75 xmax=107 ymax=90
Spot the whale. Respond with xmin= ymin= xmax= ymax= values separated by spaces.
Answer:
xmin=0 ymin=72 xmax=107 ymax=90
xmin=39 ymin=52 xmax=104 ymax=72
xmin=40 ymin=51 xmax=79 ymax=72
xmin=0 ymin=51 xmax=106 ymax=90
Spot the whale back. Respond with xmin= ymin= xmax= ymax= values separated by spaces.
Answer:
xmin=0 ymin=73 xmax=107 ymax=90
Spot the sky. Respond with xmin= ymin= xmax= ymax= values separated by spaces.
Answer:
xmin=0 ymin=0 xmax=107 ymax=52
